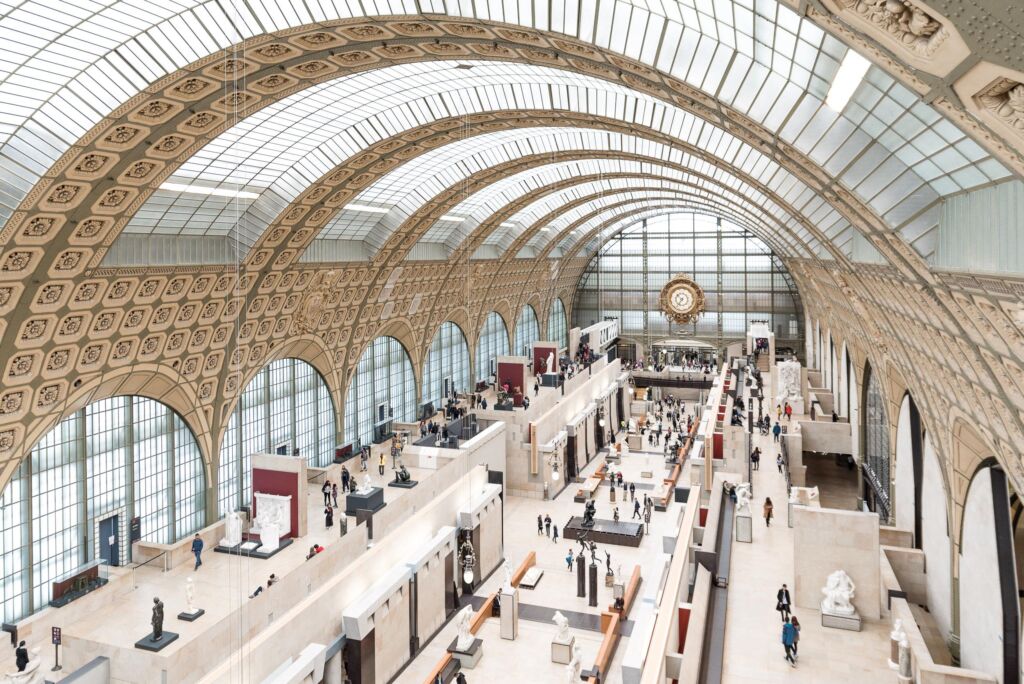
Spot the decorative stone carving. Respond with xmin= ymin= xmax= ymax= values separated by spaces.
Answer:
xmin=978 ymin=79 xmax=1024 ymax=134
xmin=821 ymin=569 xmax=857 ymax=616
xmin=734 ymin=482 xmax=752 ymax=515
xmin=840 ymin=0 xmax=947 ymax=57
xmin=252 ymin=492 xmax=291 ymax=552
xmin=552 ymin=611 xmax=570 ymax=643
xmin=777 ymin=360 xmax=802 ymax=401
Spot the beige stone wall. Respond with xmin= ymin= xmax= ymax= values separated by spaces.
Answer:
xmin=416 ymin=552 xmax=447 ymax=643
xmin=373 ymin=583 xmax=410 ymax=684
xmin=478 ymin=497 xmax=503 ymax=581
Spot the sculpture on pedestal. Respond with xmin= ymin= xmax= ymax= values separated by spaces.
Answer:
xmin=734 ymin=483 xmax=752 ymax=515
xmin=821 ymin=570 xmax=857 ymax=616
xmin=394 ymin=465 xmax=411 ymax=483
xmin=546 ymin=351 xmax=555 ymax=375
xmin=898 ymin=638 xmax=911 ymax=678
xmin=588 ymin=541 xmax=598 ymax=566
xmin=565 ymin=643 xmax=582 ymax=682
xmin=455 ymin=606 xmax=475 ymax=651
xmin=220 ymin=511 xmax=242 ymax=547
xmin=501 ymin=560 xmax=514 ymax=594
xmin=581 ymin=499 xmax=596 ymax=528
xmin=356 ymin=477 xmax=375 ymax=495
xmin=185 ymin=578 xmax=196 ymax=614
xmin=604 ymin=550 xmax=613 ymax=577
xmin=253 ymin=492 xmax=291 ymax=552
xmin=151 ymin=597 xmax=165 ymax=641
xmin=552 ymin=611 xmax=570 ymax=643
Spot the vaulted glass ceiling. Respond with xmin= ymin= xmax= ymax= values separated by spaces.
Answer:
xmin=0 ymin=0 xmax=1013 ymax=266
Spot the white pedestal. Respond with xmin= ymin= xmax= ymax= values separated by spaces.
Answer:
xmin=500 ymin=589 xmax=519 ymax=640
xmin=448 ymin=638 xmax=483 ymax=669
xmin=821 ymin=608 xmax=862 ymax=631
xmin=735 ymin=514 xmax=752 ymax=543
xmin=551 ymin=636 xmax=575 ymax=664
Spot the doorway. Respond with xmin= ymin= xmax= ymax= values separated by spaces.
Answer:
xmin=99 ymin=514 xmax=120 ymax=566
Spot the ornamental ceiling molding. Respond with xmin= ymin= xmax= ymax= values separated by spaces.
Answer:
xmin=659 ymin=275 xmax=707 ymax=325
xmin=953 ymin=63 xmax=1024 ymax=157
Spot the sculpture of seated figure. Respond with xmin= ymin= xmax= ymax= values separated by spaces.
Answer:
xmin=821 ymin=569 xmax=857 ymax=616
xmin=394 ymin=465 xmax=411 ymax=483
xmin=581 ymin=499 xmax=597 ymax=528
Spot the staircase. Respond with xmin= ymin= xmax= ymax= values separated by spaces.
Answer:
xmin=756 ymin=354 xmax=770 ymax=373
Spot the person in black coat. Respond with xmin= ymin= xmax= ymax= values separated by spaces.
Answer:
xmin=324 ymin=506 xmax=334 ymax=529
xmin=776 ymin=584 xmax=792 ymax=621
xmin=15 ymin=640 xmax=29 ymax=671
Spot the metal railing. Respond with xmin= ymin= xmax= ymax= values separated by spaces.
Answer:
xmin=129 ymin=551 xmax=168 ymax=587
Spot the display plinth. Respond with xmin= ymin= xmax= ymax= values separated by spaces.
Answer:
xmin=518 ymin=567 xmax=544 ymax=589
xmin=576 ymin=560 xmax=586 ymax=598
xmin=214 ymin=537 xmax=292 ymax=559
xmin=134 ymin=632 xmax=179 ymax=651
xmin=500 ymin=589 xmax=519 ymax=640
xmin=177 ymin=608 xmax=205 ymax=622
xmin=588 ymin=565 xmax=599 ymax=607
xmin=541 ymin=373 xmax=561 ymax=387
xmin=551 ymin=636 xmax=575 ymax=664
xmin=563 ymin=517 xmax=644 ymax=547
xmin=387 ymin=479 xmax=418 ymax=489
xmin=345 ymin=487 xmax=386 ymax=516
xmin=821 ymin=608 xmax=861 ymax=631
xmin=447 ymin=638 xmax=483 ymax=669
xmin=735 ymin=514 xmax=752 ymax=543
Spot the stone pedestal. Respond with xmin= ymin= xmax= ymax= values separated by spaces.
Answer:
xmin=344 ymin=487 xmax=385 ymax=516
xmin=588 ymin=564 xmax=598 ymax=607
xmin=735 ymin=514 xmax=752 ymax=543
xmin=576 ymin=560 xmax=586 ymax=598
xmin=609 ymin=486 xmax=616 ymax=503
xmin=134 ymin=632 xmax=180 ymax=651
xmin=176 ymin=608 xmax=205 ymax=622
xmin=605 ymin=572 xmax=615 ymax=587
xmin=821 ymin=608 xmax=862 ymax=631
xmin=447 ymin=638 xmax=483 ymax=669
xmin=500 ymin=589 xmax=519 ymax=640
xmin=551 ymin=636 xmax=575 ymax=664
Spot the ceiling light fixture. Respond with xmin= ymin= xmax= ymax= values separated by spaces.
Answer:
xmin=343 ymin=203 xmax=390 ymax=214
xmin=159 ymin=182 xmax=259 ymax=199
xmin=499 ymin=222 xmax=516 ymax=228
xmin=438 ymin=214 xmax=465 ymax=222
xmin=826 ymin=49 xmax=870 ymax=112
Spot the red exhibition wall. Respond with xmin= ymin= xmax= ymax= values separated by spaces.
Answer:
xmin=533 ymin=345 xmax=557 ymax=374
xmin=252 ymin=469 xmax=300 ymax=538
xmin=497 ymin=361 xmax=526 ymax=394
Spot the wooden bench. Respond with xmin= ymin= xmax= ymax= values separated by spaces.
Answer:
xmin=575 ymin=477 xmax=601 ymax=502
xmin=586 ymin=611 xmax=621 ymax=684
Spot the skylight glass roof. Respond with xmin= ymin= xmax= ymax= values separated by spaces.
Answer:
xmin=0 ymin=0 xmax=1012 ymax=265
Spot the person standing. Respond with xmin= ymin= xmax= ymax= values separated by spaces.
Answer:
xmin=764 ymin=497 xmax=774 ymax=527
xmin=772 ymin=422 xmax=781 ymax=443
xmin=378 ymin=452 xmax=386 ymax=476
xmin=544 ymin=514 xmax=552 ymax=538
xmin=537 ymin=514 xmax=544 ymax=535
xmin=565 ymin=549 xmax=574 ymax=570
xmin=324 ymin=506 xmax=334 ymax=529
xmin=552 ymin=524 xmax=559 ymax=543
xmin=629 ymin=482 xmax=636 ymax=501
xmin=15 ymin=640 xmax=29 ymax=672
xmin=776 ymin=453 xmax=784 ymax=473
xmin=191 ymin=533 xmax=204 ymax=570
xmin=784 ymin=403 xmax=792 ymax=421
xmin=776 ymin=404 xmax=782 ymax=421
xmin=751 ymin=447 xmax=760 ymax=470
xmin=341 ymin=466 xmax=351 ymax=493
xmin=782 ymin=617 xmax=797 ymax=667
xmin=322 ymin=480 xmax=332 ymax=506
xmin=790 ymin=614 xmax=801 ymax=658
xmin=776 ymin=584 xmax=791 ymax=621
xmin=331 ymin=482 xmax=339 ymax=508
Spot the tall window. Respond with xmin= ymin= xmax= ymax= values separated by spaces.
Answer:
xmin=548 ymin=298 xmax=568 ymax=349
xmin=514 ymin=305 xmax=540 ymax=356
xmin=423 ymin=322 xmax=471 ymax=408
xmin=573 ymin=212 xmax=802 ymax=345
xmin=344 ymin=337 xmax=416 ymax=447
xmin=218 ymin=358 xmax=335 ymax=516
xmin=864 ymin=365 xmax=891 ymax=521
xmin=475 ymin=312 xmax=510 ymax=382
xmin=0 ymin=397 xmax=205 ymax=623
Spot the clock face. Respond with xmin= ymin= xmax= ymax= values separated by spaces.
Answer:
xmin=659 ymin=275 xmax=705 ymax=324
xmin=670 ymin=287 xmax=695 ymax=313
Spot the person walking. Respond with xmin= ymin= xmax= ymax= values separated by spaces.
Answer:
xmin=537 ymin=514 xmax=544 ymax=535
xmin=378 ymin=453 xmax=386 ymax=476
xmin=191 ymin=533 xmax=204 ymax=570
xmin=776 ymin=453 xmax=784 ymax=473
xmin=544 ymin=514 xmax=552 ymax=537
xmin=784 ymin=402 xmax=793 ymax=421
xmin=324 ymin=505 xmax=334 ymax=529
xmin=341 ymin=466 xmax=351 ymax=493
xmin=772 ymin=422 xmax=781 ymax=442
xmin=763 ymin=497 xmax=774 ymax=527
xmin=15 ymin=640 xmax=29 ymax=672
xmin=782 ymin=617 xmax=797 ymax=667
xmin=331 ymin=482 xmax=339 ymax=508
xmin=790 ymin=615 xmax=801 ymax=658
xmin=552 ymin=524 xmax=559 ymax=543
xmin=633 ymin=499 xmax=642 ymax=519
xmin=776 ymin=584 xmax=791 ymax=621
xmin=629 ymin=482 xmax=636 ymax=501
xmin=566 ymin=549 xmax=574 ymax=570
xmin=321 ymin=480 xmax=331 ymax=506
xmin=776 ymin=404 xmax=782 ymax=421
xmin=751 ymin=447 xmax=760 ymax=470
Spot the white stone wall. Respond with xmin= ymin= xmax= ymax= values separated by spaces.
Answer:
xmin=921 ymin=437 xmax=952 ymax=641
xmin=373 ymin=584 xmax=410 ymax=684
xmin=894 ymin=396 xmax=915 ymax=535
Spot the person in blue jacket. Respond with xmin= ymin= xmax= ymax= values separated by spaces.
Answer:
xmin=191 ymin=533 xmax=204 ymax=570
xmin=782 ymin=617 xmax=798 ymax=667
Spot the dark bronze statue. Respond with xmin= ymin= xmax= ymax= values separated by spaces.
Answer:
xmin=395 ymin=465 xmax=411 ymax=483
xmin=151 ymin=597 xmax=164 ymax=641
xmin=581 ymin=499 xmax=596 ymax=528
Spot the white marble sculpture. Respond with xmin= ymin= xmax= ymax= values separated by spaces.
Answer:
xmin=565 ymin=643 xmax=582 ymax=682
xmin=220 ymin=511 xmax=242 ymax=547
xmin=546 ymin=351 xmax=556 ymax=375
xmin=898 ymin=638 xmax=912 ymax=678
xmin=501 ymin=560 xmax=515 ymax=594
xmin=552 ymin=610 xmax=570 ymax=643
xmin=356 ymin=476 xmax=376 ymax=495
xmin=734 ymin=483 xmax=752 ymax=515
xmin=788 ymin=486 xmax=820 ymax=505
xmin=252 ymin=492 xmax=291 ymax=552
xmin=185 ymin=577 xmax=196 ymax=614
xmin=821 ymin=569 xmax=857 ymax=616
xmin=455 ymin=606 xmax=475 ymax=651
xmin=2 ymin=649 xmax=41 ymax=684
xmin=776 ymin=360 xmax=802 ymax=400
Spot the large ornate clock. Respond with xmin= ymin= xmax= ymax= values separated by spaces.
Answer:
xmin=659 ymin=274 xmax=706 ymax=325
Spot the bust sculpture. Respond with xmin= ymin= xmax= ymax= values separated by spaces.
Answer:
xmin=151 ymin=597 xmax=164 ymax=641
xmin=581 ymin=499 xmax=596 ymax=528
xmin=552 ymin=610 xmax=570 ymax=643
xmin=821 ymin=569 xmax=857 ymax=616
xmin=220 ymin=511 xmax=242 ymax=547
xmin=565 ymin=643 xmax=582 ymax=682
xmin=454 ymin=606 xmax=474 ymax=651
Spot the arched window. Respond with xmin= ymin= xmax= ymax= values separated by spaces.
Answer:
xmin=423 ymin=322 xmax=471 ymax=409
xmin=514 ymin=304 xmax=540 ymax=356
xmin=475 ymin=312 xmax=509 ymax=383
xmin=548 ymin=298 xmax=568 ymax=349
xmin=218 ymin=358 xmax=336 ymax=516
xmin=344 ymin=337 xmax=416 ymax=447
xmin=863 ymin=364 xmax=891 ymax=521
xmin=0 ymin=397 xmax=206 ymax=623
